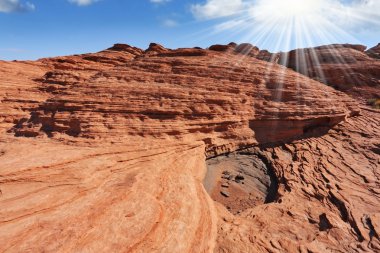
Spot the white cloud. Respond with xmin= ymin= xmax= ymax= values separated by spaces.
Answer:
xmin=191 ymin=0 xmax=380 ymax=28
xmin=347 ymin=0 xmax=380 ymax=28
xmin=191 ymin=0 xmax=248 ymax=20
xmin=162 ymin=19 xmax=178 ymax=27
xmin=69 ymin=0 xmax=99 ymax=6
xmin=0 ymin=0 xmax=35 ymax=13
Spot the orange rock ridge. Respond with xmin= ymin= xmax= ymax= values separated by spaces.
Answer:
xmin=0 ymin=42 xmax=379 ymax=253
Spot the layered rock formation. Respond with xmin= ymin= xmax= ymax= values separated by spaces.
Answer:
xmin=0 ymin=43 xmax=379 ymax=253
xmin=3 ymin=44 xmax=359 ymax=156
xmin=209 ymin=42 xmax=380 ymax=99
xmin=216 ymin=108 xmax=380 ymax=252
xmin=276 ymin=44 xmax=380 ymax=99
xmin=367 ymin=43 xmax=380 ymax=59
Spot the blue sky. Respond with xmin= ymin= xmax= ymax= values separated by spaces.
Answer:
xmin=1 ymin=0 xmax=379 ymax=60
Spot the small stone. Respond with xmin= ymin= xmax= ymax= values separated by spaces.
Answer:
xmin=222 ymin=170 xmax=231 ymax=175
xmin=235 ymin=174 xmax=245 ymax=181
xmin=221 ymin=183 xmax=229 ymax=188
xmin=222 ymin=174 xmax=233 ymax=180
xmin=221 ymin=191 xmax=230 ymax=197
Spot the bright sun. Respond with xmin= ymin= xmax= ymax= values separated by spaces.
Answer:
xmin=252 ymin=0 xmax=330 ymax=23
xmin=211 ymin=0 xmax=359 ymax=52
xmin=267 ymin=0 xmax=325 ymax=18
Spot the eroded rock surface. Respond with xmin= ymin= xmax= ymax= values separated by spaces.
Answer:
xmin=216 ymin=109 xmax=380 ymax=252
xmin=0 ymin=43 xmax=379 ymax=253
xmin=204 ymin=151 xmax=277 ymax=215
xmin=367 ymin=43 xmax=380 ymax=59
xmin=277 ymin=44 xmax=380 ymax=99
xmin=2 ymin=43 xmax=358 ymax=156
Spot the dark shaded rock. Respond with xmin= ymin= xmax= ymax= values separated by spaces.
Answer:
xmin=319 ymin=213 xmax=333 ymax=231
xmin=209 ymin=44 xmax=234 ymax=52
xmin=221 ymin=191 xmax=230 ymax=197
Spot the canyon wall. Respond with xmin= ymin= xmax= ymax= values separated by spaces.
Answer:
xmin=0 ymin=43 xmax=379 ymax=252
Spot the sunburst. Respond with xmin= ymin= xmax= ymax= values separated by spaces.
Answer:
xmin=200 ymin=0 xmax=380 ymax=52
xmin=192 ymin=0 xmax=380 ymax=117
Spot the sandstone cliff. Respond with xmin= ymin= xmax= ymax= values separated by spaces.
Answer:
xmin=0 ymin=43 xmax=379 ymax=253
xmin=276 ymin=44 xmax=380 ymax=99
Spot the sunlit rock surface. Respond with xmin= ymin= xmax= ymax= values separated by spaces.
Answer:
xmin=367 ymin=43 xmax=380 ymax=59
xmin=0 ymin=43 xmax=379 ymax=252
xmin=276 ymin=44 xmax=380 ymax=99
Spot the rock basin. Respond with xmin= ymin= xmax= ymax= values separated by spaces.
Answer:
xmin=204 ymin=149 xmax=278 ymax=214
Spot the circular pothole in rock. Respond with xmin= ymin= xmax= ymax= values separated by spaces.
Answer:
xmin=203 ymin=149 xmax=278 ymax=215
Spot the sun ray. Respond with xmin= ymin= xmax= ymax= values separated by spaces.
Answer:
xmin=184 ymin=0 xmax=380 ymax=116
xmin=193 ymin=0 xmax=380 ymax=52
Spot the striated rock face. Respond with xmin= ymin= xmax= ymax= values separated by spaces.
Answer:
xmin=216 ymin=108 xmax=380 ymax=252
xmin=3 ymin=44 xmax=358 ymax=156
xmin=208 ymin=43 xmax=380 ymax=99
xmin=367 ymin=43 xmax=380 ymax=59
xmin=0 ymin=60 xmax=49 ymax=133
xmin=209 ymin=43 xmax=280 ymax=63
xmin=276 ymin=44 xmax=380 ymax=99
xmin=0 ymin=43 xmax=379 ymax=253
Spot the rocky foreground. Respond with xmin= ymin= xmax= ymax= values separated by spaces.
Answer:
xmin=0 ymin=42 xmax=379 ymax=252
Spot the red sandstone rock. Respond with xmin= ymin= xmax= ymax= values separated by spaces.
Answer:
xmin=234 ymin=43 xmax=260 ymax=56
xmin=209 ymin=43 xmax=238 ymax=52
xmin=216 ymin=108 xmax=380 ymax=252
xmin=145 ymin=42 xmax=170 ymax=55
xmin=0 ymin=43 xmax=378 ymax=253
xmin=6 ymin=45 xmax=359 ymax=155
xmin=367 ymin=43 xmax=380 ymax=59
xmin=277 ymin=44 xmax=380 ymax=99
